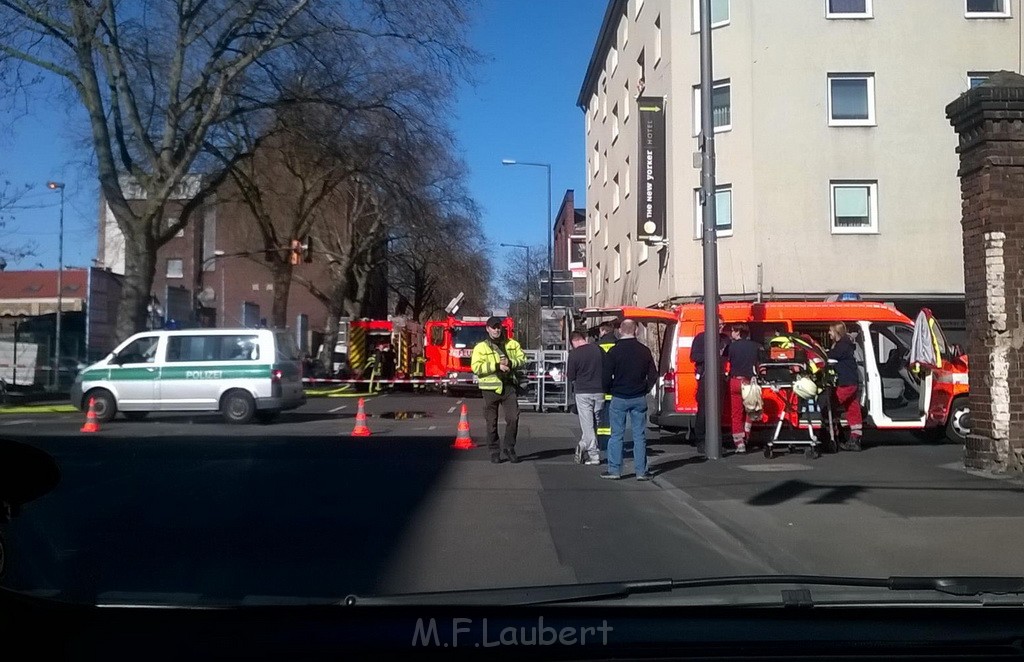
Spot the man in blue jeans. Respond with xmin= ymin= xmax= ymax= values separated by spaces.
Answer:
xmin=600 ymin=319 xmax=660 ymax=480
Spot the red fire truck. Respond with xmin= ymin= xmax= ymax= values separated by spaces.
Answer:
xmin=424 ymin=316 xmax=516 ymax=392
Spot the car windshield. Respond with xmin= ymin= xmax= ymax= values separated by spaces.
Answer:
xmin=0 ymin=3 xmax=1018 ymax=654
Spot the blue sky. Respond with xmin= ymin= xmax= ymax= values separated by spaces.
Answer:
xmin=0 ymin=0 xmax=604 ymax=275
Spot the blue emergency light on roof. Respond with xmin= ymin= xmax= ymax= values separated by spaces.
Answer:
xmin=838 ymin=292 xmax=861 ymax=302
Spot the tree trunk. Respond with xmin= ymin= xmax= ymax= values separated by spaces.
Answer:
xmin=318 ymin=302 xmax=343 ymax=375
xmin=271 ymin=260 xmax=294 ymax=329
xmin=115 ymin=230 xmax=158 ymax=340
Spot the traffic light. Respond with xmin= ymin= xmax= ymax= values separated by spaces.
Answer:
xmin=290 ymin=239 xmax=302 ymax=265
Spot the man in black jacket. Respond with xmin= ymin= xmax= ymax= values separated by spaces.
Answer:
xmin=601 ymin=319 xmax=659 ymax=480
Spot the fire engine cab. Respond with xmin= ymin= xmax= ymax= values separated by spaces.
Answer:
xmin=424 ymin=316 xmax=515 ymax=392
xmin=586 ymin=301 xmax=970 ymax=443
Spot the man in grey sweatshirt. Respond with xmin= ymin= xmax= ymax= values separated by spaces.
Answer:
xmin=567 ymin=331 xmax=605 ymax=465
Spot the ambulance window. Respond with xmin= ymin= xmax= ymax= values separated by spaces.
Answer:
xmin=429 ymin=326 xmax=444 ymax=347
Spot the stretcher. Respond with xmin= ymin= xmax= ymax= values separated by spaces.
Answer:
xmin=759 ymin=362 xmax=836 ymax=460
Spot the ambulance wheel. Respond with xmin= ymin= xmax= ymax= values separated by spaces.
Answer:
xmin=84 ymin=389 xmax=117 ymax=423
xmin=946 ymin=398 xmax=970 ymax=443
xmin=221 ymin=390 xmax=256 ymax=424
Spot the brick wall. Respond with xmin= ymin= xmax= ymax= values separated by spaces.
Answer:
xmin=947 ymin=71 xmax=1024 ymax=473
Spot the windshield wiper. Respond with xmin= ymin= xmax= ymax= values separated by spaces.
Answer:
xmin=343 ymin=575 xmax=1024 ymax=606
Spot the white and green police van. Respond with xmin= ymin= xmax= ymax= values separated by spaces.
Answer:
xmin=70 ymin=329 xmax=306 ymax=424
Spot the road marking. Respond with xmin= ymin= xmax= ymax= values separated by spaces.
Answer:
xmin=457 ymin=399 xmax=463 ymax=405
xmin=428 ymin=425 xmax=437 ymax=430
xmin=0 ymin=419 xmax=32 ymax=426
xmin=329 ymin=405 xmax=348 ymax=413
xmin=737 ymin=463 xmax=812 ymax=472
xmin=447 ymin=405 xmax=457 ymax=414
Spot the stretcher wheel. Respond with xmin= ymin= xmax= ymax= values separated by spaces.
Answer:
xmin=763 ymin=446 xmax=773 ymax=459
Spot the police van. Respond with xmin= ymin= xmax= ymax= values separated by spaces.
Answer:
xmin=70 ymin=328 xmax=306 ymax=424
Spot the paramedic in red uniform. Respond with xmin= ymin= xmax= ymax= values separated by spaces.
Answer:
xmin=725 ymin=324 xmax=762 ymax=454
xmin=827 ymin=322 xmax=863 ymax=452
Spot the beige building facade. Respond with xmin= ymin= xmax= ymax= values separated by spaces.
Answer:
xmin=579 ymin=0 xmax=1021 ymax=320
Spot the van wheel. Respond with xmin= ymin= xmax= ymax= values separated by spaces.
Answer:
xmin=946 ymin=398 xmax=970 ymax=443
xmin=123 ymin=411 xmax=149 ymax=422
xmin=84 ymin=389 xmax=117 ymax=423
xmin=221 ymin=390 xmax=256 ymax=424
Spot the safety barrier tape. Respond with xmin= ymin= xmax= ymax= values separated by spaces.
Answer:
xmin=302 ymin=373 xmax=561 ymax=386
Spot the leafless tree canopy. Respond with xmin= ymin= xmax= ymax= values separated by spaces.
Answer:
xmin=0 ymin=0 xmax=480 ymax=338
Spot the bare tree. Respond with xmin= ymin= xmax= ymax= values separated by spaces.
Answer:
xmin=0 ymin=178 xmax=35 ymax=264
xmin=0 ymin=0 xmax=477 ymax=338
xmin=501 ymin=243 xmax=545 ymax=347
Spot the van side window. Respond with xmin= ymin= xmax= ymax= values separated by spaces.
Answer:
xmin=429 ymin=326 xmax=444 ymax=347
xmin=117 ymin=336 xmax=159 ymax=364
xmin=166 ymin=335 xmax=261 ymax=362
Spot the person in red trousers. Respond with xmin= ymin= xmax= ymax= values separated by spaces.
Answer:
xmin=725 ymin=324 xmax=762 ymax=454
xmin=827 ymin=322 xmax=863 ymax=451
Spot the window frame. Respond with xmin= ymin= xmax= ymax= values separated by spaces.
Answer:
xmin=830 ymin=180 xmax=879 ymax=235
xmin=693 ymin=79 xmax=732 ymax=136
xmin=166 ymin=258 xmax=184 ymax=279
xmin=965 ymin=0 xmax=1011 ymax=18
xmin=692 ymin=0 xmax=730 ymax=32
xmin=825 ymin=0 xmax=872 ymax=19
xmin=968 ymin=71 xmax=995 ymax=89
xmin=693 ymin=184 xmax=734 ymax=239
xmin=827 ymin=73 xmax=876 ymax=127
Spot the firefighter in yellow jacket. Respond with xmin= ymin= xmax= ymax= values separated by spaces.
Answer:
xmin=471 ymin=316 xmax=527 ymax=464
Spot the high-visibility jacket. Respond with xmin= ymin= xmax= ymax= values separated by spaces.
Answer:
xmin=471 ymin=338 xmax=526 ymax=395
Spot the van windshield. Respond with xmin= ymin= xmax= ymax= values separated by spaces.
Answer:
xmin=451 ymin=325 xmax=489 ymax=348
xmin=274 ymin=332 xmax=301 ymax=362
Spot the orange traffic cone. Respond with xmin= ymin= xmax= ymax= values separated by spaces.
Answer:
xmin=351 ymin=398 xmax=371 ymax=437
xmin=452 ymin=404 xmax=475 ymax=449
xmin=81 ymin=397 xmax=101 ymax=433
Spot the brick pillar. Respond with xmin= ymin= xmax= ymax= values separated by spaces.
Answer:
xmin=946 ymin=71 xmax=1024 ymax=474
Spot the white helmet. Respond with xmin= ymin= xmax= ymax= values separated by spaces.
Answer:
xmin=793 ymin=376 xmax=819 ymax=400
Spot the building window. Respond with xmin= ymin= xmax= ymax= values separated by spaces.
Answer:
xmin=830 ymin=181 xmax=878 ymax=234
xmin=595 ymin=264 xmax=602 ymax=294
xmin=603 ymin=213 xmax=609 ymax=247
xmin=625 ymin=235 xmax=633 ymax=273
xmin=828 ymin=74 xmax=875 ymax=126
xmin=693 ymin=79 xmax=731 ymax=135
xmin=593 ymin=144 xmax=600 ymax=179
xmin=693 ymin=0 xmax=730 ymax=31
xmin=570 ymin=237 xmax=586 ymax=269
xmin=969 ymin=71 xmax=994 ymax=89
xmin=612 ymin=104 xmax=620 ymax=142
xmin=639 ymin=241 xmax=649 ymax=264
xmin=625 ymin=156 xmax=631 ymax=198
xmin=603 ymin=151 xmax=608 ymax=185
xmin=826 ymin=0 xmax=872 ymax=18
xmin=602 ymin=78 xmax=608 ymax=120
xmin=590 ymin=94 xmax=598 ymax=118
xmin=594 ymin=202 xmax=601 ymax=234
xmin=166 ymin=216 xmax=184 ymax=238
xmin=586 ymin=109 xmax=592 ymax=134
xmin=609 ymin=46 xmax=619 ymax=75
xmin=166 ymin=258 xmax=184 ymax=279
xmin=637 ymin=49 xmax=645 ymax=88
xmin=654 ymin=15 xmax=662 ymax=65
xmin=613 ymin=174 xmax=621 ymax=211
xmin=966 ymin=0 xmax=1010 ymax=17
xmin=693 ymin=185 xmax=733 ymax=238
xmin=613 ymin=245 xmax=622 ymax=281
xmin=624 ymin=80 xmax=631 ymax=122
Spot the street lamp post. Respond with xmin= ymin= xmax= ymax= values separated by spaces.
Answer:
xmin=500 ymin=243 xmax=532 ymax=348
xmin=201 ymin=250 xmax=228 ymax=326
xmin=47 ymin=181 xmax=65 ymax=390
xmin=501 ymin=160 xmax=553 ymax=309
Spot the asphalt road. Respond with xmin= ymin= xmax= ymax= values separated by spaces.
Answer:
xmin=1 ymin=392 xmax=1022 ymax=606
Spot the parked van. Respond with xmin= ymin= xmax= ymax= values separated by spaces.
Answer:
xmin=70 ymin=328 xmax=306 ymax=424
xmin=584 ymin=302 xmax=970 ymax=443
